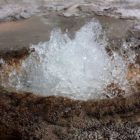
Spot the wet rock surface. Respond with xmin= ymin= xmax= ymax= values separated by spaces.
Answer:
xmin=0 ymin=48 xmax=31 ymax=64
xmin=0 ymin=88 xmax=140 ymax=140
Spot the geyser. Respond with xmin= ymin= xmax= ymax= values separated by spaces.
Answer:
xmin=7 ymin=19 xmax=131 ymax=100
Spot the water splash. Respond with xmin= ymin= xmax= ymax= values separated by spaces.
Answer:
xmin=7 ymin=19 xmax=135 ymax=100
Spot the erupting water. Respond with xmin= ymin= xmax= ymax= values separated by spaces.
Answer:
xmin=2 ymin=19 xmax=138 ymax=100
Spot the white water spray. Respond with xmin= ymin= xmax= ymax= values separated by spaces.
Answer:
xmin=7 ymin=19 xmax=131 ymax=100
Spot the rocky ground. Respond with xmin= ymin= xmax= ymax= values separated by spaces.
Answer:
xmin=0 ymin=88 xmax=140 ymax=140
xmin=0 ymin=0 xmax=140 ymax=140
